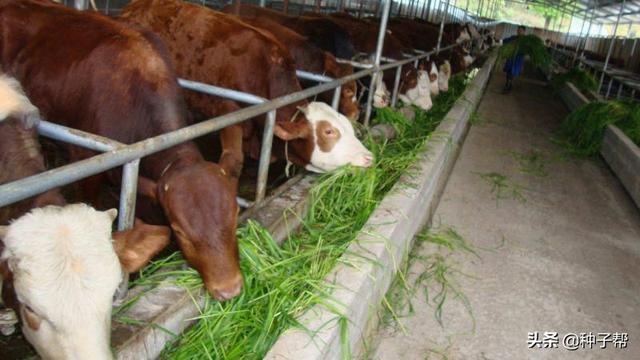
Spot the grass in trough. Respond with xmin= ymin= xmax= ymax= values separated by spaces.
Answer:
xmin=551 ymin=66 xmax=597 ymax=94
xmin=557 ymin=100 xmax=640 ymax=157
xmin=475 ymin=172 xmax=527 ymax=205
xmin=116 ymin=73 xmax=472 ymax=360
xmin=380 ymin=227 xmax=477 ymax=333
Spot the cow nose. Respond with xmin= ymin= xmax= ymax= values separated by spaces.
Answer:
xmin=209 ymin=277 xmax=243 ymax=301
xmin=362 ymin=152 xmax=374 ymax=167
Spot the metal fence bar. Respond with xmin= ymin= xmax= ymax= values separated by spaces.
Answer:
xmin=598 ymin=0 xmax=626 ymax=94
xmin=391 ymin=65 xmax=402 ymax=107
xmin=364 ymin=0 xmax=392 ymax=127
xmin=178 ymin=78 xmax=266 ymax=105
xmin=255 ymin=110 xmax=277 ymax=203
xmin=0 ymin=37 xmax=460 ymax=209
xmin=118 ymin=160 xmax=140 ymax=231
xmin=331 ymin=85 xmax=342 ymax=110
xmin=37 ymin=120 xmax=121 ymax=152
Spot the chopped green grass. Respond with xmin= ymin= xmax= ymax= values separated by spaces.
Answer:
xmin=558 ymin=100 xmax=640 ymax=157
xmin=551 ymin=66 xmax=597 ymax=94
xmin=475 ymin=172 xmax=527 ymax=205
xmin=381 ymin=227 xmax=477 ymax=333
xmin=499 ymin=34 xmax=551 ymax=70
xmin=507 ymin=149 xmax=549 ymax=177
xmin=114 ymin=73 xmax=472 ymax=360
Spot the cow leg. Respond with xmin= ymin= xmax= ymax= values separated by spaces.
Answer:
xmin=217 ymin=101 xmax=244 ymax=183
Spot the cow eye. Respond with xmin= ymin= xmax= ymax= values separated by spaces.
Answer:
xmin=324 ymin=128 xmax=335 ymax=136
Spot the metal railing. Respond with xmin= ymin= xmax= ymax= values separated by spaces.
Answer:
xmin=1 ymin=0 xmax=486 ymax=234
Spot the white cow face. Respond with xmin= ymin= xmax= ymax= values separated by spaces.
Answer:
xmin=1 ymin=205 xmax=121 ymax=360
xmin=373 ymin=74 xmax=390 ymax=108
xmin=399 ymin=70 xmax=433 ymax=112
xmin=428 ymin=61 xmax=440 ymax=97
xmin=291 ymin=102 xmax=373 ymax=172
xmin=0 ymin=205 xmax=170 ymax=360
xmin=438 ymin=60 xmax=451 ymax=92
xmin=457 ymin=28 xmax=471 ymax=44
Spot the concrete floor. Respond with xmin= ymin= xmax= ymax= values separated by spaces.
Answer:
xmin=370 ymin=69 xmax=640 ymax=359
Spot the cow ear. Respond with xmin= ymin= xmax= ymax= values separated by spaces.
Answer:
xmin=112 ymin=219 xmax=171 ymax=273
xmin=274 ymin=121 xmax=310 ymax=141
xmin=105 ymin=209 xmax=118 ymax=223
xmin=137 ymin=176 xmax=158 ymax=202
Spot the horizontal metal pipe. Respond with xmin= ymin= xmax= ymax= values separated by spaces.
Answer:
xmin=296 ymin=70 xmax=334 ymax=83
xmin=178 ymin=78 xmax=266 ymax=105
xmin=38 ymin=120 xmax=121 ymax=152
xmin=0 ymin=43 xmax=461 ymax=207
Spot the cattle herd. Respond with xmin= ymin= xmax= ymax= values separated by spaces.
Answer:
xmin=0 ymin=0 xmax=495 ymax=358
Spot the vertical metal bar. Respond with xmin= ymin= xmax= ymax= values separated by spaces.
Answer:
xmin=580 ymin=5 xmax=596 ymax=60
xmin=315 ymin=0 xmax=321 ymax=12
xmin=606 ymin=77 xmax=614 ymax=98
xmin=74 ymin=0 xmax=88 ymax=10
xmin=283 ymin=0 xmax=289 ymax=14
xmin=255 ymin=110 xmax=277 ymax=202
xmin=338 ymin=0 xmax=344 ymax=12
xmin=617 ymin=82 xmax=624 ymax=99
xmin=391 ymin=65 xmax=402 ymax=107
xmin=364 ymin=0 xmax=392 ymax=127
xmin=118 ymin=160 xmax=140 ymax=231
xmin=331 ymin=85 xmax=342 ymax=110
xmin=260 ymin=0 xmax=266 ymax=7
xmin=426 ymin=0 xmax=433 ymax=21
xmin=629 ymin=38 xmax=638 ymax=60
xmin=573 ymin=9 xmax=588 ymax=63
xmin=436 ymin=0 xmax=449 ymax=53
xmin=599 ymin=0 xmax=626 ymax=94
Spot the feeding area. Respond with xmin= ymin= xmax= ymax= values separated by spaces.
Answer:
xmin=0 ymin=0 xmax=639 ymax=359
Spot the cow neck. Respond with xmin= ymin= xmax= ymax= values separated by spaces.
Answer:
xmin=145 ymin=143 xmax=202 ymax=180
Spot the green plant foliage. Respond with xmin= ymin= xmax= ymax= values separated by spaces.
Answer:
xmin=559 ymin=101 xmax=640 ymax=157
xmin=499 ymin=34 xmax=551 ymax=70
xmin=115 ymin=73 xmax=472 ymax=360
xmin=552 ymin=67 xmax=598 ymax=94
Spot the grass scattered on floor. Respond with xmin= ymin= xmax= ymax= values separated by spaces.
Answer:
xmin=380 ymin=227 xmax=477 ymax=335
xmin=475 ymin=172 xmax=527 ymax=205
xmin=469 ymin=111 xmax=485 ymax=126
xmin=111 ymin=73 xmax=475 ymax=360
xmin=507 ymin=149 xmax=548 ymax=177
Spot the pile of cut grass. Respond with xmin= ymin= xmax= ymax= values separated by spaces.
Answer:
xmin=551 ymin=66 xmax=597 ymax=94
xmin=499 ymin=34 xmax=551 ymax=70
xmin=119 ymin=73 xmax=472 ymax=360
xmin=559 ymin=100 xmax=640 ymax=157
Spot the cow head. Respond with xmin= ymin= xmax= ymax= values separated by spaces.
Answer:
xmin=0 ymin=205 xmax=169 ymax=360
xmin=399 ymin=67 xmax=433 ymax=111
xmin=274 ymin=102 xmax=373 ymax=172
xmin=373 ymin=73 xmax=390 ymax=108
xmin=457 ymin=27 xmax=472 ymax=44
xmin=141 ymin=160 xmax=242 ymax=301
xmin=437 ymin=59 xmax=451 ymax=92
xmin=323 ymin=53 xmax=360 ymax=121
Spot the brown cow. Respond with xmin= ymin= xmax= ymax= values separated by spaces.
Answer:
xmin=224 ymin=13 xmax=360 ymax=121
xmin=0 ymin=76 xmax=65 ymax=225
xmin=0 ymin=74 xmax=172 ymax=359
xmin=121 ymin=0 xmax=373 ymax=176
xmin=0 ymin=0 xmax=242 ymax=302
xmin=226 ymin=4 xmax=357 ymax=60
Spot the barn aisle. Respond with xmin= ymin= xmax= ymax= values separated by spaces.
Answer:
xmin=370 ymin=67 xmax=640 ymax=359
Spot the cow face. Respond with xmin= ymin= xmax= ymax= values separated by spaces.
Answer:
xmin=399 ymin=69 xmax=432 ymax=112
xmin=457 ymin=27 xmax=472 ymax=44
xmin=428 ymin=61 xmax=440 ymax=97
xmin=438 ymin=60 xmax=451 ymax=92
xmin=0 ymin=205 xmax=169 ymax=360
xmin=373 ymin=73 xmax=390 ymax=108
xmin=274 ymin=102 xmax=373 ymax=172
xmin=154 ymin=161 xmax=242 ymax=301
xmin=324 ymin=54 xmax=360 ymax=121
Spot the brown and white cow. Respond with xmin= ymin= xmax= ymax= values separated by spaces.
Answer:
xmin=0 ymin=74 xmax=171 ymax=360
xmin=121 ymin=0 xmax=373 ymax=176
xmin=1 ymin=205 xmax=169 ymax=360
xmin=224 ymin=13 xmax=360 ymax=121
xmin=0 ymin=0 xmax=242 ymax=301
